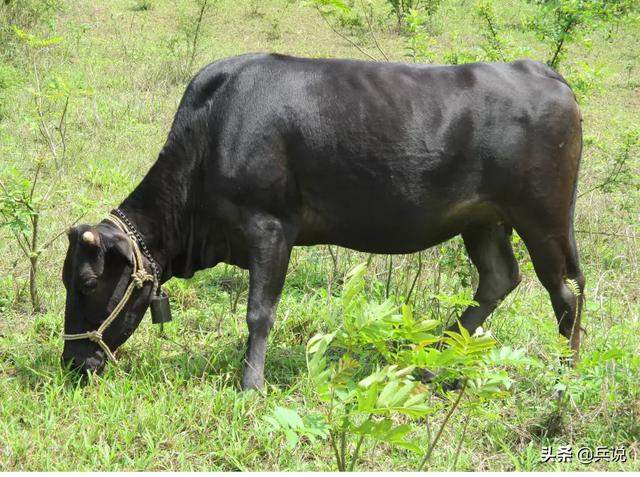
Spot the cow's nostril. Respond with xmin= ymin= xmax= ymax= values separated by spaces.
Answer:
xmin=83 ymin=355 xmax=106 ymax=374
xmin=61 ymin=354 xmax=105 ymax=374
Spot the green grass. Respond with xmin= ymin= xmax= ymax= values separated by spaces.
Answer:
xmin=0 ymin=0 xmax=639 ymax=470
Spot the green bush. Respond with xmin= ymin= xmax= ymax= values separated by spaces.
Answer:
xmin=267 ymin=263 xmax=530 ymax=470
xmin=528 ymin=0 xmax=637 ymax=68
xmin=0 ymin=0 xmax=62 ymax=59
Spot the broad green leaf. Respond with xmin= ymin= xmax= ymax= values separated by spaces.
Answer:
xmin=383 ymin=423 xmax=412 ymax=442
xmin=272 ymin=406 xmax=304 ymax=430
xmin=358 ymin=367 xmax=386 ymax=388
xmin=356 ymin=383 xmax=379 ymax=412
xmin=387 ymin=381 xmax=415 ymax=408
xmin=395 ymin=440 xmax=422 ymax=453
xmin=283 ymin=428 xmax=299 ymax=450
xmin=302 ymin=414 xmax=330 ymax=442
xmin=376 ymin=380 xmax=401 ymax=408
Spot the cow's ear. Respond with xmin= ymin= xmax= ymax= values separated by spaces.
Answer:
xmin=67 ymin=225 xmax=79 ymax=243
xmin=67 ymin=224 xmax=91 ymax=244
xmin=100 ymin=227 xmax=134 ymax=265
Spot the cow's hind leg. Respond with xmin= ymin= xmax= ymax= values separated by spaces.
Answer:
xmin=420 ymin=224 xmax=521 ymax=387
xmin=515 ymin=223 xmax=585 ymax=361
xmin=241 ymin=214 xmax=293 ymax=390
xmin=448 ymin=224 xmax=521 ymax=335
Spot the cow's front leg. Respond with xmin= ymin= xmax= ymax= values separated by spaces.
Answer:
xmin=241 ymin=215 xmax=292 ymax=390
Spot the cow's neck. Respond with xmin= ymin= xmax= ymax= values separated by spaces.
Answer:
xmin=115 ymin=202 xmax=180 ymax=283
xmin=117 ymin=154 xmax=207 ymax=282
xmin=120 ymin=151 xmax=230 ymax=282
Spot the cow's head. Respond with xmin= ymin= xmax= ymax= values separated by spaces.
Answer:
xmin=61 ymin=222 xmax=154 ymax=373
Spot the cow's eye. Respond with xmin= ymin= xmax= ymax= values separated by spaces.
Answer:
xmin=80 ymin=277 xmax=98 ymax=294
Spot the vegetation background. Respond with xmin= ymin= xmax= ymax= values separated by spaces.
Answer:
xmin=0 ymin=0 xmax=638 ymax=470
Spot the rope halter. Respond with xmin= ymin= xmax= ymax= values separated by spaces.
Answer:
xmin=61 ymin=212 xmax=157 ymax=364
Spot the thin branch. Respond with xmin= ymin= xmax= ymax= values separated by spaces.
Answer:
xmin=29 ymin=211 xmax=41 ymax=312
xmin=451 ymin=413 xmax=470 ymax=470
xmin=327 ymin=245 xmax=339 ymax=276
xmin=548 ymin=17 xmax=576 ymax=68
xmin=339 ymin=427 xmax=347 ymax=472
xmin=32 ymin=62 xmax=59 ymax=162
xmin=348 ymin=413 xmax=372 ymax=471
xmin=28 ymin=160 xmax=42 ymax=203
xmin=549 ymin=35 xmax=565 ymax=68
xmin=40 ymin=211 xmax=88 ymax=251
xmin=418 ymin=378 xmax=468 ymax=471
xmin=385 ymin=254 xmax=393 ymax=298
xmin=574 ymin=229 xmax=636 ymax=239
xmin=479 ymin=8 xmax=505 ymax=62
xmin=0 ymin=198 xmax=32 ymax=258
xmin=56 ymin=95 xmax=69 ymax=168
xmin=187 ymin=0 xmax=209 ymax=74
xmin=316 ymin=8 xmax=379 ymax=62
xmin=577 ymin=144 xmax=632 ymax=199
xmin=10 ymin=227 xmax=32 ymax=259
xmin=359 ymin=0 xmax=388 ymax=61
xmin=349 ymin=432 xmax=367 ymax=471
xmin=329 ymin=431 xmax=344 ymax=471
xmin=405 ymin=251 xmax=423 ymax=304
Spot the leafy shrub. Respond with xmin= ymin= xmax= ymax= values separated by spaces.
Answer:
xmin=442 ymin=48 xmax=483 ymax=65
xmin=388 ymin=0 xmax=441 ymax=31
xmin=263 ymin=406 xmax=329 ymax=451
xmin=404 ymin=8 xmax=436 ymax=62
xmin=0 ymin=0 xmax=62 ymax=59
xmin=564 ymin=60 xmax=605 ymax=100
xmin=131 ymin=0 xmax=153 ymax=11
xmin=163 ymin=0 xmax=217 ymax=83
xmin=475 ymin=0 xmax=508 ymax=61
xmin=528 ymin=0 xmax=637 ymax=68
xmin=579 ymin=127 xmax=639 ymax=198
xmin=0 ymin=27 xmax=81 ymax=313
xmin=266 ymin=263 xmax=529 ymax=470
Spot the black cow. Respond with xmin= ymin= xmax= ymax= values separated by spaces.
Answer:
xmin=62 ymin=54 xmax=585 ymax=389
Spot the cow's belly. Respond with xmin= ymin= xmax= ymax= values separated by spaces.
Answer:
xmin=295 ymin=211 xmax=460 ymax=253
xmin=295 ymin=209 xmax=503 ymax=253
xmin=293 ymin=172 xmax=502 ymax=253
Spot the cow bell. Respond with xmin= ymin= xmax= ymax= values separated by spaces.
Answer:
xmin=150 ymin=291 xmax=172 ymax=324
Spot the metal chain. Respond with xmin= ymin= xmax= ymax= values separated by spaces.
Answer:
xmin=111 ymin=208 xmax=161 ymax=296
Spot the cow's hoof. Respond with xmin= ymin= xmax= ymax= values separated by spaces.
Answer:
xmin=241 ymin=372 xmax=264 ymax=391
xmin=531 ymin=410 xmax=564 ymax=438
xmin=441 ymin=378 xmax=462 ymax=392
xmin=415 ymin=368 xmax=463 ymax=393
xmin=416 ymin=367 xmax=437 ymax=383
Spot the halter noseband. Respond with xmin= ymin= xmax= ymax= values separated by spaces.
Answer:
xmin=61 ymin=209 xmax=159 ymax=364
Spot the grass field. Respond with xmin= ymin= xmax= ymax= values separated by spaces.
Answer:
xmin=0 ymin=0 xmax=639 ymax=471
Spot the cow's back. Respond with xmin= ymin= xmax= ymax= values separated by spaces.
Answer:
xmin=173 ymin=54 xmax=581 ymax=253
